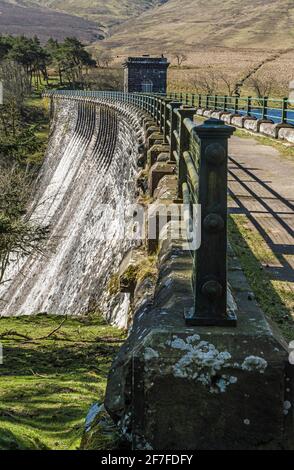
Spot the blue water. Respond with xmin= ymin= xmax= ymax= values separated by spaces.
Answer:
xmin=227 ymin=107 xmax=294 ymax=125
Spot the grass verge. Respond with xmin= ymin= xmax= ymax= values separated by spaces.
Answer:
xmin=0 ymin=314 xmax=125 ymax=450
xmin=229 ymin=214 xmax=294 ymax=342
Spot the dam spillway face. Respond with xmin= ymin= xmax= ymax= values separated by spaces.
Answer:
xmin=0 ymin=97 xmax=144 ymax=325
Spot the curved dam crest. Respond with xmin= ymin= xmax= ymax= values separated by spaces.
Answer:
xmin=0 ymin=97 xmax=144 ymax=325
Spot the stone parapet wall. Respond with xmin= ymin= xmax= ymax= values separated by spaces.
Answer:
xmin=196 ymin=108 xmax=294 ymax=144
xmin=81 ymin=107 xmax=294 ymax=450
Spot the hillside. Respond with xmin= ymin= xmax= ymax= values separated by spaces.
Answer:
xmin=3 ymin=0 xmax=163 ymax=31
xmin=1 ymin=0 xmax=293 ymax=86
xmin=0 ymin=1 xmax=103 ymax=42
xmin=2 ymin=0 xmax=293 ymax=51
xmin=100 ymin=0 xmax=294 ymax=54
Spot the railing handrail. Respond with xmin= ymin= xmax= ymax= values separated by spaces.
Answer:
xmin=44 ymin=89 xmax=238 ymax=327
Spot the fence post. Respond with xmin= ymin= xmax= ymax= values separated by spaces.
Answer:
xmin=169 ymin=101 xmax=182 ymax=161
xmin=262 ymin=96 xmax=268 ymax=119
xmin=163 ymin=99 xmax=172 ymax=144
xmin=282 ymin=97 xmax=288 ymax=124
xmin=185 ymin=118 xmax=237 ymax=326
xmin=247 ymin=96 xmax=252 ymax=116
xmin=177 ymin=107 xmax=196 ymax=198
xmin=159 ymin=98 xmax=165 ymax=133
xmin=223 ymin=95 xmax=228 ymax=112
xmin=234 ymin=96 xmax=239 ymax=114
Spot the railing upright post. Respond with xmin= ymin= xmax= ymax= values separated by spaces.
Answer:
xmin=185 ymin=118 xmax=236 ymax=327
xmin=282 ymin=97 xmax=288 ymax=124
xmin=262 ymin=96 xmax=268 ymax=119
xmin=156 ymin=97 xmax=161 ymax=125
xmin=152 ymin=96 xmax=156 ymax=120
xmin=206 ymin=95 xmax=209 ymax=109
xmin=144 ymin=95 xmax=148 ymax=112
xmin=159 ymin=98 xmax=164 ymax=133
xmin=169 ymin=101 xmax=182 ymax=161
xmin=163 ymin=99 xmax=172 ymax=144
xmin=223 ymin=95 xmax=228 ymax=112
xmin=247 ymin=96 xmax=252 ymax=116
xmin=234 ymin=96 xmax=239 ymax=114
xmin=177 ymin=107 xmax=196 ymax=198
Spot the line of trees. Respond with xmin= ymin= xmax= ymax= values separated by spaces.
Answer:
xmin=0 ymin=35 xmax=96 ymax=89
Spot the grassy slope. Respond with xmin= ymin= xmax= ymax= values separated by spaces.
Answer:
xmin=6 ymin=0 xmax=161 ymax=29
xmin=0 ymin=314 xmax=125 ymax=450
xmin=0 ymin=93 xmax=125 ymax=451
xmin=101 ymin=0 xmax=294 ymax=52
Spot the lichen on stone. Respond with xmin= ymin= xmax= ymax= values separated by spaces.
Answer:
xmin=241 ymin=356 xmax=268 ymax=374
xmin=144 ymin=347 xmax=159 ymax=361
xmin=168 ymin=334 xmax=237 ymax=394
xmin=283 ymin=401 xmax=292 ymax=416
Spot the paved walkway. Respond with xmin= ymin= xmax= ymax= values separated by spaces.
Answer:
xmin=228 ymin=136 xmax=294 ymax=291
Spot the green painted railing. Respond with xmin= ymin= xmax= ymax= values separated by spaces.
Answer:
xmin=167 ymin=92 xmax=294 ymax=126
xmin=44 ymin=90 xmax=237 ymax=327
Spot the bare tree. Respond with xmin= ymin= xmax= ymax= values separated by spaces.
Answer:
xmin=96 ymin=51 xmax=114 ymax=68
xmin=247 ymin=75 xmax=277 ymax=98
xmin=218 ymin=72 xmax=235 ymax=96
xmin=86 ymin=68 xmax=123 ymax=91
xmin=173 ymin=53 xmax=188 ymax=67
xmin=191 ymin=70 xmax=218 ymax=95
xmin=0 ymin=168 xmax=49 ymax=287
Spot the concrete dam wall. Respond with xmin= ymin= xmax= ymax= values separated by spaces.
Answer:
xmin=0 ymin=97 xmax=144 ymax=325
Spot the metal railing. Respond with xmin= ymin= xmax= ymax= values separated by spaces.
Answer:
xmin=45 ymin=90 xmax=237 ymax=327
xmin=166 ymin=93 xmax=294 ymax=126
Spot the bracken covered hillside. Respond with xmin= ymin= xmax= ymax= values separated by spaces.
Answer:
xmin=101 ymin=0 xmax=294 ymax=53
xmin=0 ymin=0 xmax=103 ymax=42
xmin=4 ymin=0 xmax=164 ymax=32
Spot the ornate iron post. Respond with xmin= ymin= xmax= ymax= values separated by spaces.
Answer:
xmin=177 ymin=107 xmax=196 ymax=198
xmin=169 ymin=101 xmax=182 ymax=162
xmin=185 ymin=119 xmax=237 ymax=326
xmin=163 ymin=99 xmax=172 ymax=144
xmin=262 ymin=96 xmax=268 ymax=119
xmin=282 ymin=97 xmax=288 ymax=124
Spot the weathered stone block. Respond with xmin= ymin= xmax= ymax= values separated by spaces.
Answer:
xmin=148 ymin=132 xmax=164 ymax=148
xmin=105 ymin=234 xmax=294 ymax=450
xmin=244 ymin=118 xmax=259 ymax=132
xmin=157 ymin=153 xmax=170 ymax=162
xmin=148 ymin=162 xmax=176 ymax=195
xmin=278 ymin=126 xmax=294 ymax=143
xmin=142 ymin=118 xmax=155 ymax=130
xmin=222 ymin=113 xmax=233 ymax=124
xmin=231 ymin=115 xmax=248 ymax=128
xmin=211 ymin=111 xmax=223 ymax=119
xmin=153 ymin=175 xmax=178 ymax=200
xmin=147 ymin=144 xmax=170 ymax=169
xmin=259 ymin=122 xmax=279 ymax=138
xmin=145 ymin=125 xmax=159 ymax=138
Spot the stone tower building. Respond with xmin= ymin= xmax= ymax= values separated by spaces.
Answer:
xmin=123 ymin=56 xmax=170 ymax=93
